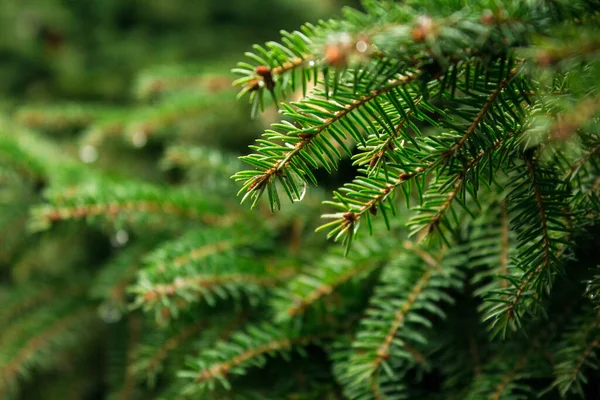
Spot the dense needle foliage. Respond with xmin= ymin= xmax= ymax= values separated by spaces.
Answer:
xmin=1 ymin=0 xmax=600 ymax=399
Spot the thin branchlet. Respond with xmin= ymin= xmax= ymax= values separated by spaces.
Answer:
xmin=0 ymin=306 xmax=94 ymax=385
xmin=286 ymin=261 xmax=372 ymax=317
xmin=145 ymin=321 xmax=205 ymax=376
xmin=245 ymin=72 xmax=419 ymax=193
xmin=490 ymin=347 xmax=533 ymax=400
xmin=508 ymin=155 xmax=552 ymax=318
xmin=155 ymin=240 xmax=235 ymax=273
xmin=195 ymin=335 xmax=316 ymax=383
xmin=499 ymin=201 xmax=510 ymax=288
xmin=370 ymin=242 xmax=442 ymax=394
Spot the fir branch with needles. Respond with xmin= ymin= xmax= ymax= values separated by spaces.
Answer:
xmin=2 ymin=0 xmax=600 ymax=399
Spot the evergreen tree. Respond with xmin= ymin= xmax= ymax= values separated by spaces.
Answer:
xmin=1 ymin=0 xmax=600 ymax=399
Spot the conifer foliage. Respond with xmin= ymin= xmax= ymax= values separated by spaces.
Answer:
xmin=1 ymin=0 xmax=600 ymax=399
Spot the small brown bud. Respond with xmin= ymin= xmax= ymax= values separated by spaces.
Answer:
xmin=254 ymin=65 xmax=275 ymax=90
xmin=411 ymin=26 xmax=426 ymax=42
xmin=255 ymin=65 xmax=272 ymax=77
xmin=324 ymin=44 xmax=347 ymax=68
xmin=343 ymin=212 xmax=356 ymax=222
xmin=369 ymin=206 xmax=377 ymax=216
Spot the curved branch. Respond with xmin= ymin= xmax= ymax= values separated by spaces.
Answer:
xmin=439 ymin=74 xmax=513 ymax=161
xmin=490 ymin=347 xmax=532 ymax=400
xmin=34 ymin=200 xmax=233 ymax=227
xmin=245 ymin=72 xmax=419 ymax=194
xmin=285 ymin=261 xmax=372 ymax=317
xmin=141 ymin=274 xmax=282 ymax=304
xmin=195 ymin=335 xmax=316 ymax=383
xmin=154 ymin=240 xmax=235 ymax=273
xmin=508 ymin=155 xmax=552 ymax=318
xmin=146 ymin=321 xmax=205 ymax=376
xmin=500 ymin=201 xmax=510 ymax=287
xmin=0 ymin=306 xmax=94 ymax=386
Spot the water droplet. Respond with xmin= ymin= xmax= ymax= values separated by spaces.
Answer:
xmin=585 ymin=281 xmax=597 ymax=300
xmin=356 ymin=40 xmax=368 ymax=53
xmin=79 ymin=145 xmax=98 ymax=163
xmin=111 ymin=229 xmax=129 ymax=247
xmin=98 ymin=301 xmax=122 ymax=323
xmin=283 ymin=170 xmax=307 ymax=202
xmin=132 ymin=131 xmax=147 ymax=148
xmin=308 ymin=60 xmax=316 ymax=67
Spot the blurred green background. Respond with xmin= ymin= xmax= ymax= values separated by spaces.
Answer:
xmin=0 ymin=1 xmax=355 ymax=398
xmin=0 ymin=0 xmax=352 ymax=102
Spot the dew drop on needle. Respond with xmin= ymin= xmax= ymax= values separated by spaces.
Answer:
xmin=285 ymin=170 xmax=306 ymax=202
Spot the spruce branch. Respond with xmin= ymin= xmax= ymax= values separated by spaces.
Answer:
xmin=178 ymin=323 xmax=322 ymax=395
xmin=133 ymin=318 xmax=206 ymax=387
xmin=484 ymin=154 xmax=573 ymax=337
xmin=108 ymin=314 xmax=143 ymax=400
xmin=233 ymin=70 xmax=421 ymax=210
xmin=351 ymin=95 xmax=424 ymax=175
xmin=145 ymin=321 xmax=204 ymax=377
xmin=13 ymin=103 xmax=108 ymax=132
xmin=489 ymin=349 xmax=533 ymax=400
xmin=130 ymin=226 xmax=284 ymax=322
xmin=434 ymin=72 xmax=515 ymax=163
xmin=339 ymin=244 xmax=465 ymax=399
xmin=551 ymin=308 xmax=600 ymax=397
xmin=409 ymin=128 xmax=520 ymax=242
xmin=271 ymin=236 xmax=389 ymax=320
xmin=0 ymin=283 xmax=86 ymax=329
xmin=499 ymin=201 xmax=510 ymax=281
xmin=466 ymin=338 xmax=545 ymax=400
xmin=2 ymin=0 xmax=599 ymax=398
xmin=30 ymin=182 xmax=229 ymax=231
xmin=471 ymin=200 xmax=520 ymax=317
xmin=136 ymin=273 xmax=281 ymax=311
xmin=0 ymin=137 xmax=46 ymax=184
xmin=90 ymin=242 xmax=161 ymax=303
xmin=232 ymin=24 xmax=320 ymax=112
xmin=322 ymin=72 xmax=527 ymax=248
xmin=147 ymin=239 xmax=237 ymax=275
xmin=0 ymin=303 xmax=96 ymax=397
